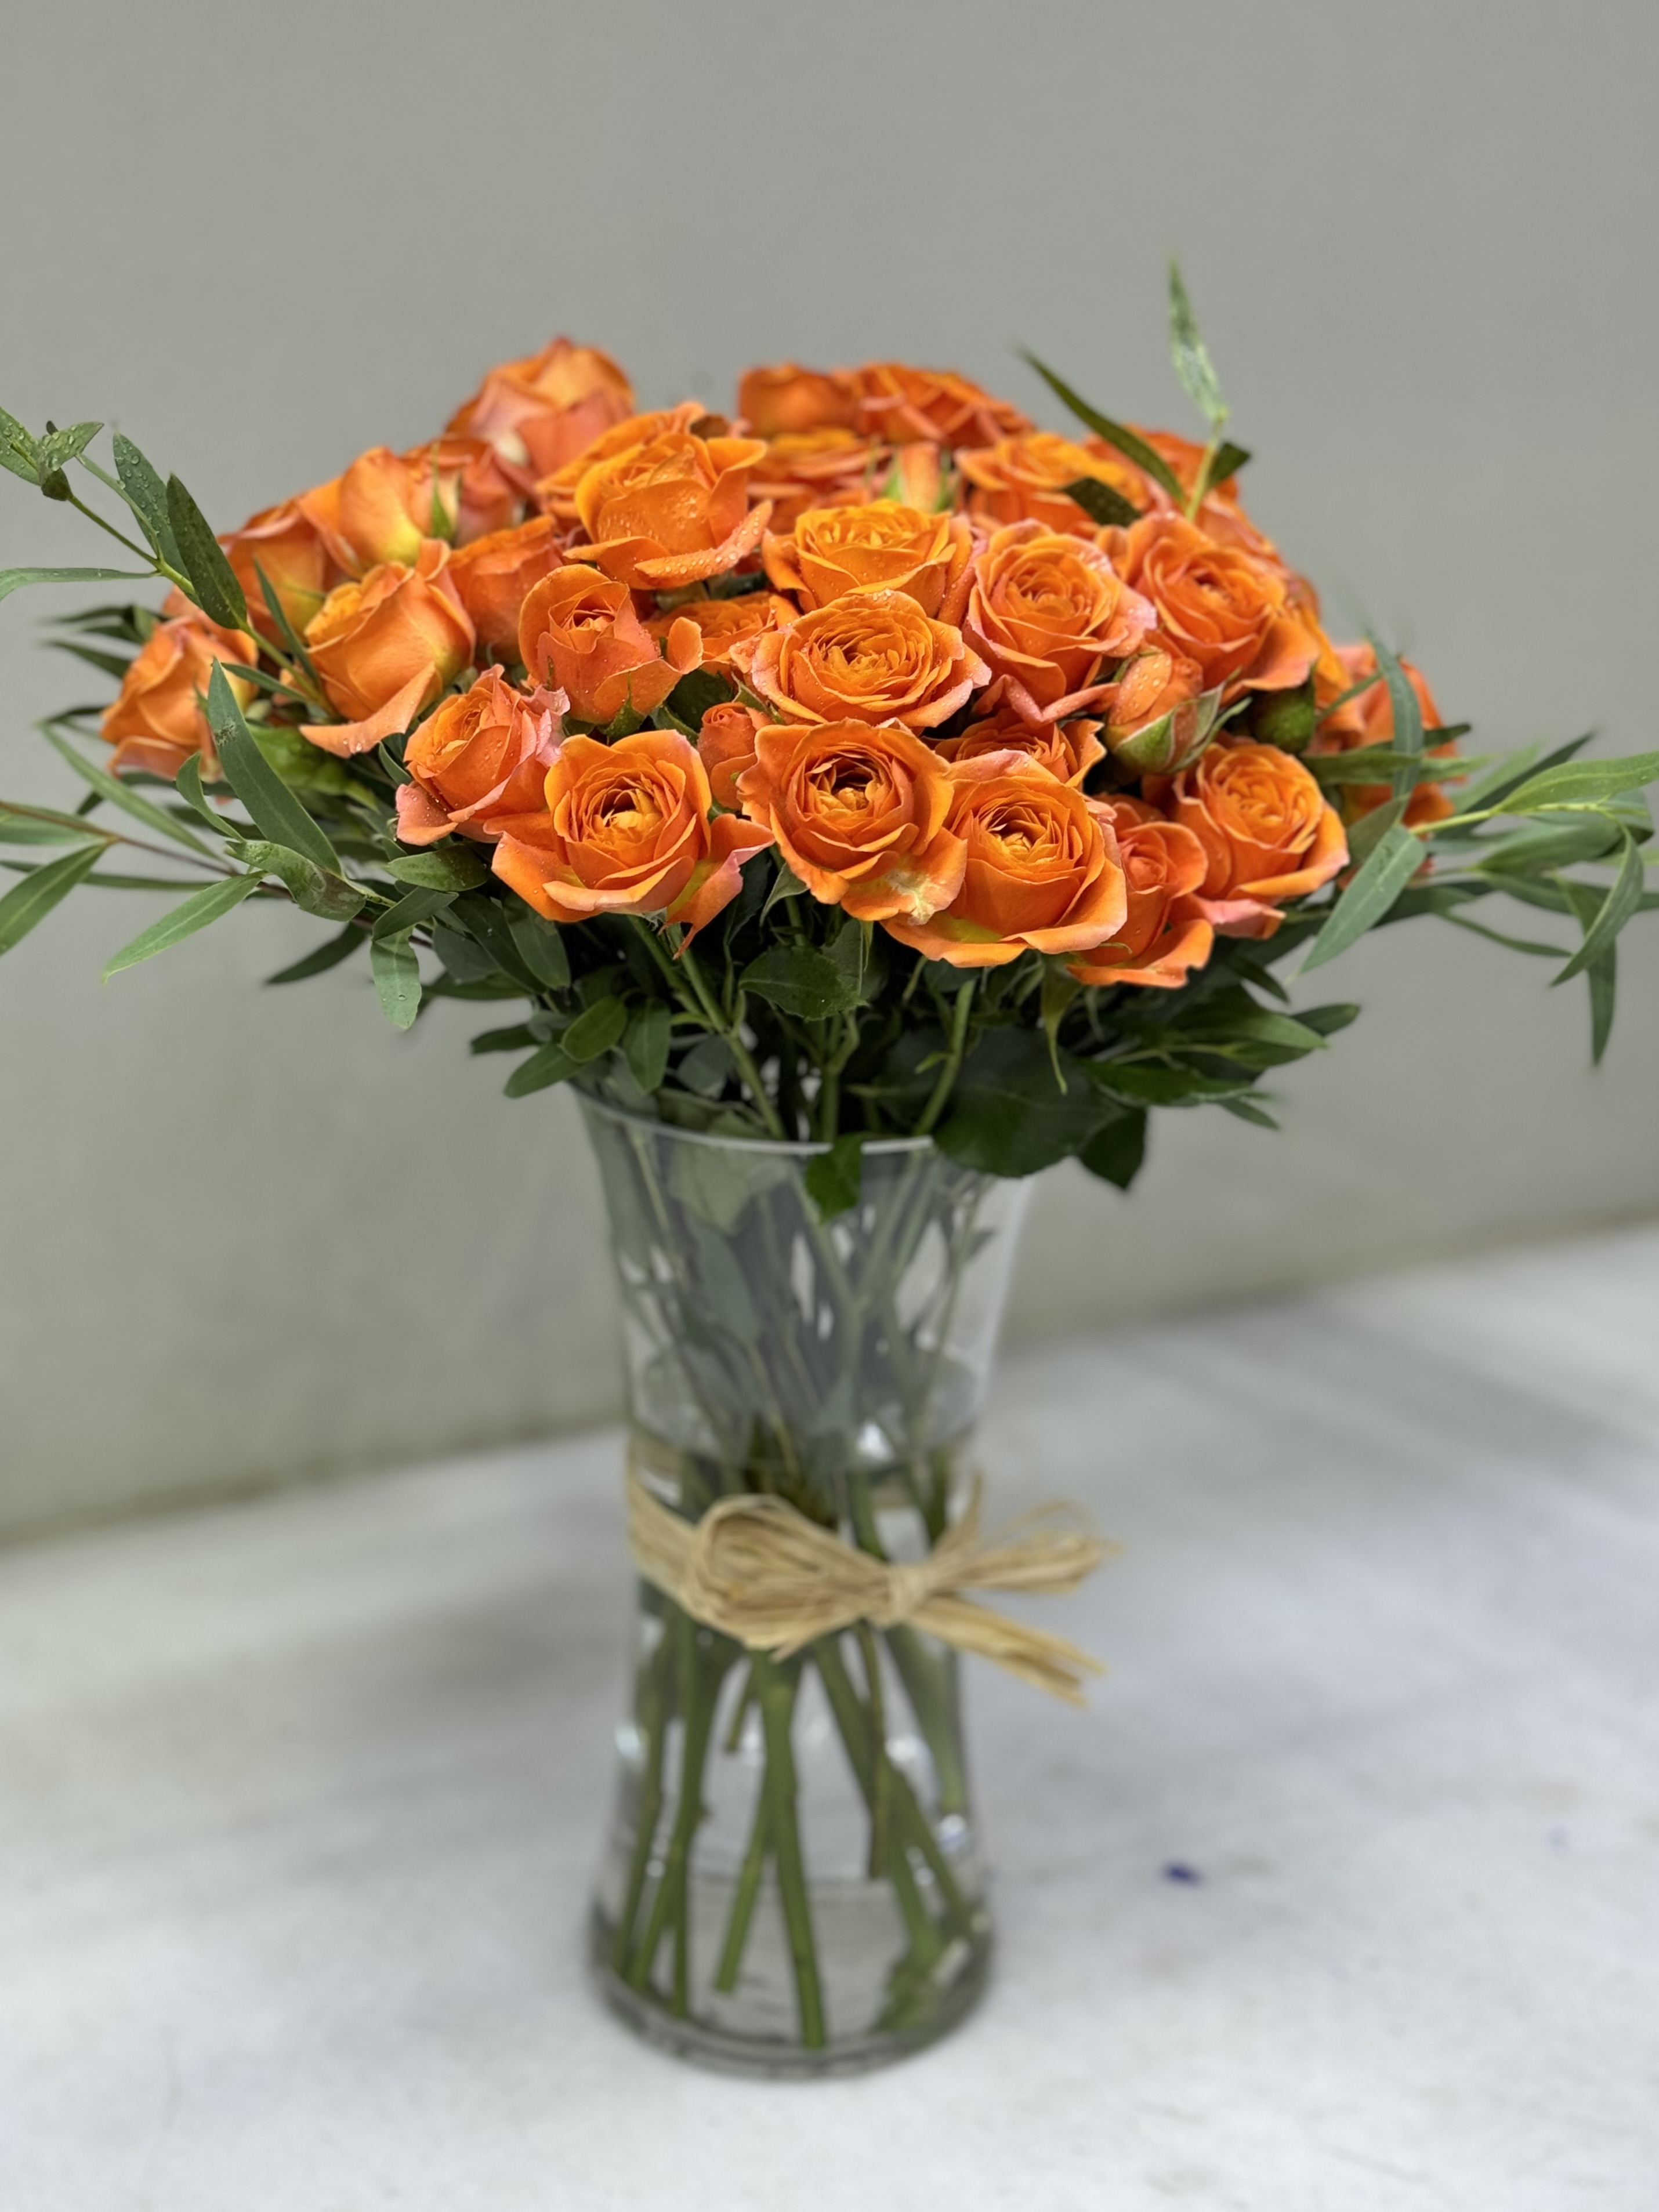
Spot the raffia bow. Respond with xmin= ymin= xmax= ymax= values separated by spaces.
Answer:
xmin=626 ymin=1460 xmax=1114 ymax=1705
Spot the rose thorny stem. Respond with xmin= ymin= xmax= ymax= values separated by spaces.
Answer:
xmin=753 ymin=1654 xmax=827 ymax=2048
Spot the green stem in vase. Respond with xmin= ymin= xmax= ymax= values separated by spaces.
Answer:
xmin=611 ymin=1618 xmax=672 ymax=1976
xmin=847 ymin=1474 xmax=971 ymax=1821
xmin=854 ymin=1622 xmax=892 ymax=1880
xmin=628 ymin=1608 xmax=726 ymax=2007
xmin=713 ymin=1782 xmax=773 ymax=1995
xmin=753 ymin=1654 xmax=827 ymax=2049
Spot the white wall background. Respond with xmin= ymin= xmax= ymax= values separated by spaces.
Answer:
xmin=2 ymin=0 xmax=1657 ymax=1539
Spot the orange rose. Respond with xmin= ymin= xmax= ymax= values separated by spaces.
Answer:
xmin=301 ymin=539 xmax=476 ymax=757
xmin=1068 ymin=796 xmax=1214 ymax=989
xmin=645 ymin=590 xmax=791 ymax=673
xmin=492 ymin=729 xmax=770 ymax=940
xmin=747 ymin=428 xmax=880 ymax=532
xmin=734 ymin=589 xmax=988 ymax=731
xmin=883 ymin=754 xmax=1126 ymax=967
xmin=697 ymin=700 xmax=766 ymax=808
xmin=447 ymin=336 xmax=635 ymax=483
xmin=737 ymin=364 xmax=861 ymax=437
xmin=224 ymin=496 xmax=344 ymax=639
xmin=1150 ymin=740 xmax=1348 ymax=937
xmin=517 ymin=564 xmax=701 ymax=726
xmin=396 ymin=670 xmax=564 ymax=846
xmin=534 ymin=402 xmax=706 ymax=527
xmin=1318 ymin=641 xmax=1457 ymax=828
xmin=1116 ymin=513 xmax=1318 ymax=701
xmin=958 ymin=432 xmax=1147 ymax=535
xmin=1101 ymin=635 xmax=1205 ymax=750
xmin=449 ymin=515 xmax=564 ymax=658
xmin=100 ymin=604 xmax=257 ymax=779
xmin=400 ymin=436 xmax=522 ymax=547
xmin=571 ymin=418 xmax=771 ymax=590
xmin=854 ymin=363 xmax=1030 ymax=449
xmin=734 ymin=721 xmax=964 ymax=923
xmin=934 ymin=706 xmax=1104 ymax=788
xmin=763 ymin=501 xmax=972 ymax=619
xmin=963 ymin=522 xmax=1154 ymax=721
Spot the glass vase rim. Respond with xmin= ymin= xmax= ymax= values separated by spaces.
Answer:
xmin=576 ymin=1089 xmax=939 ymax=1160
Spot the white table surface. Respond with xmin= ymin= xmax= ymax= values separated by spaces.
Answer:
xmin=3 ymin=1226 xmax=1658 ymax=2212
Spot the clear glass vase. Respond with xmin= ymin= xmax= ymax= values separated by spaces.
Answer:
xmin=579 ymin=1095 xmax=1031 ymax=2076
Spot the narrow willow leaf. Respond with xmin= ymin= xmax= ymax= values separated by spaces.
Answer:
xmin=42 ymin=724 xmax=215 ymax=855
xmin=1557 ymin=879 xmax=1617 ymax=1060
xmin=386 ymin=847 xmax=490 ymax=891
xmin=234 ymin=840 xmax=365 ymax=923
xmin=111 ymin=432 xmax=184 ymax=568
xmin=370 ymin=933 xmax=422 ymax=1028
xmin=1309 ymin=746 xmax=1472 ymax=787
xmin=1455 ymin=734 xmax=1589 ymax=814
xmin=1442 ymin=913 xmax=1570 ymax=958
xmin=0 ymin=799 xmax=104 ymax=846
xmin=174 ymin=753 xmax=239 ymax=839
xmin=1553 ymin=832 xmax=1644 ymax=985
xmin=1301 ymin=823 xmax=1425 ymax=971
xmin=1364 ymin=632 xmax=1422 ymax=793
xmin=1498 ymin=749 xmax=1659 ymax=814
xmin=624 ymin=1001 xmax=671 ymax=1094
xmin=251 ymin=560 xmax=321 ymax=680
xmin=562 ymin=995 xmax=629 ymax=1064
xmin=470 ymin=1022 xmax=539 ymax=1056
xmin=0 ymin=843 xmax=102 ymax=953
xmin=165 ymin=475 xmax=248 ymax=631
xmin=1473 ymin=815 xmax=1622 ymax=873
xmin=1203 ymin=440 xmax=1251 ymax=494
xmin=48 ymin=637 xmax=132 ymax=682
xmin=1020 ymin=354 xmax=1186 ymax=503
xmin=204 ymin=662 xmax=340 ymax=872
xmin=1220 ymin=1094 xmax=1280 ymax=1129
xmin=0 ymin=564 xmax=150 ymax=604
xmin=1062 ymin=476 xmax=1141 ymax=528
xmin=372 ymin=885 xmax=453 ymax=939
xmin=1345 ymin=793 xmax=1407 ymax=871
xmin=103 ymin=871 xmax=262 ymax=977
xmin=504 ymin=1040 xmax=579 ymax=1097
xmin=0 ymin=405 xmax=40 ymax=481
xmin=805 ymin=1132 xmax=864 ymax=1221
xmin=1168 ymin=261 xmax=1228 ymax=430
xmin=265 ymin=922 xmax=365 ymax=985
xmin=38 ymin=420 xmax=103 ymax=473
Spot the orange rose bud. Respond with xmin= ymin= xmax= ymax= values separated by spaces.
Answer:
xmin=747 ymin=428 xmax=880 ymax=532
xmin=1117 ymin=513 xmax=1319 ymax=701
xmin=400 ymin=436 xmax=523 ymax=547
xmin=883 ymin=753 xmax=1126 ymax=967
xmin=737 ymin=364 xmax=861 ymax=438
xmin=571 ymin=418 xmax=771 ymax=590
xmin=1150 ymin=739 xmax=1348 ymax=938
xmin=1317 ymin=640 xmax=1458 ymax=827
xmin=302 ymin=539 xmax=476 ymax=757
xmin=492 ymin=729 xmax=770 ymax=941
xmin=854 ymin=363 xmax=1031 ymax=450
xmin=100 ymin=607 xmax=257 ymax=779
xmin=736 ymin=721 xmax=965 ymax=924
xmin=763 ymin=502 xmax=972 ymax=619
xmin=449 ymin=514 xmax=564 ymax=658
xmin=447 ymin=336 xmax=635 ymax=483
xmin=1067 ymin=796 xmax=1214 ymax=990
xmin=395 ymin=669 xmax=565 ymax=847
xmin=964 ymin=522 xmax=1154 ymax=723
xmin=734 ymin=589 xmax=988 ymax=731
xmin=646 ymin=589 xmax=789 ymax=674
xmin=517 ymin=563 xmax=701 ymax=726
xmin=697 ymin=700 xmax=767 ymax=808
xmin=224 ymin=496 xmax=343 ymax=639
xmin=958 ymin=432 xmax=1147 ymax=535
xmin=934 ymin=706 xmax=1104 ymax=788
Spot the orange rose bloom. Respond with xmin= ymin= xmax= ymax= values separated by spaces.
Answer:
xmin=447 ymin=336 xmax=635 ymax=483
xmin=449 ymin=515 xmax=564 ymax=658
xmin=885 ymin=755 xmax=1126 ymax=967
xmin=697 ymin=701 xmax=767 ymax=809
xmin=1116 ymin=513 xmax=1318 ymax=701
xmin=517 ymin=564 xmax=701 ymax=726
xmin=963 ymin=522 xmax=1154 ymax=721
xmin=1150 ymin=740 xmax=1348 ymax=937
xmin=396 ymin=670 xmax=564 ymax=846
xmin=958 ymin=432 xmax=1146 ymax=535
xmin=100 ymin=605 xmax=257 ymax=779
xmin=735 ymin=721 xmax=965 ymax=924
xmin=534 ymin=402 xmax=704 ymax=527
xmin=748 ymin=429 xmax=879 ymax=532
xmin=1318 ymin=641 xmax=1458 ymax=829
xmin=763 ymin=502 xmax=972 ymax=619
xmin=492 ymin=729 xmax=770 ymax=940
xmin=1068 ymin=796 xmax=1214 ymax=989
xmin=734 ymin=589 xmax=988 ymax=731
xmin=224 ymin=497 xmax=343 ymax=639
xmin=302 ymin=539 xmax=476 ymax=757
xmin=568 ymin=418 xmax=770 ymax=590
xmin=854 ymin=363 xmax=1031 ymax=449
xmin=737 ymin=364 xmax=861 ymax=438
xmin=645 ymin=590 xmax=790 ymax=674
xmin=401 ymin=436 xmax=522 ymax=546
xmin=935 ymin=706 xmax=1104 ymax=788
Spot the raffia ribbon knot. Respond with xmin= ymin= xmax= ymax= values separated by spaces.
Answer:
xmin=627 ymin=1464 xmax=1115 ymax=1705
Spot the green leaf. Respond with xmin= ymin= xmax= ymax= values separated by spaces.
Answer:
xmin=678 ymin=1034 xmax=733 ymax=1097
xmin=1497 ymin=750 xmax=1659 ymax=814
xmin=265 ymin=922 xmax=365 ymax=985
xmin=1454 ymin=734 xmax=1590 ymax=815
xmin=470 ymin=1022 xmax=538 ymax=1055
xmin=741 ymin=942 xmax=859 ymax=1021
xmin=372 ymin=885 xmax=453 ymax=939
xmin=1294 ymin=1001 xmax=1361 ymax=1037
xmin=1091 ymin=1064 xmax=1252 ymax=1105
xmin=174 ymin=753 xmax=236 ymax=838
xmin=1061 ymin=476 xmax=1141 ymax=528
xmin=504 ymin=1040 xmax=579 ymax=1096
xmin=1553 ymin=832 xmax=1644 ymax=986
xmin=48 ymin=637 xmax=133 ymax=682
xmin=1557 ymin=879 xmax=1617 ymax=1061
xmin=202 ymin=663 xmax=342 ymax=873
xmin=1203 ymin=441 xmax=1251 ymax=495
xmin=370 ymin=933 xmax=422 ymax=1028
xmin=386 ymin=846 xmax=490 ymax=891
xmin=664 ymin=667 xmax=736 ymax=730
xmin=1301 ymin=823 xmax=1425 ymax=971
xmin=0 ymin=842 xmax=102 ymax=954
xmin=111 ymin=433 xmax=183 ymax=568
xmin=41 ymin=724 xmax=215 ymax=856
xmin=0 ymin=801 xmax=103 ymax=847
xmin=251 ymin=560 xmax=321 ymax=680
xmin=506 ymin=905 xmax=571 ymax=988
xmin=826 ymin=914 xmax=878 ymax=1006
xmin=165 ymin=475 xmax=248 ymax=632
xmin=1441 ymin=913 xmax=1570 ymax=959
xmin=38 ymin=420 xmax=103 ymax=474
xmin=0 ymin=564 xmax=151 ymax=604
xmin=0 ymin=405 xmax=41 ymax=481
xmin=1168 ymin=260 xmax=1228 ymax=431
xmin=624 ymin=1001 xmax=671 ymax=1093
xmin=1471 ymin=816 xmax=1624 ymax=874
xmin=1020 ymin=354 xmax=1185 ymax=503
xmin=805 ymin=1132 xmax=864 ymax=1220
xmin=1078 ymin=1107 xmax=1147 ymax=1190
xmin=234 ymin=840 xmax=365 ymax=923
xmin=1180 ymin=1005 xmax=1328 ymax=1055
xmin=1365 ymin=633 xmax=1423 ymax=794
xmin=936 ymin=1028 xmax=1111 ymax=1177
xmin=1308 ymin=746 xmax=1465 ymax=787
xmin=760 ymin=860 xmax=809 ymax=922
xmin=1345 ymin=793 xmax=1408 ymax=871
xmin=563 ymin=994 xmax=629 ymax=1064
xmin=103 ymin=871 xmax=263 ymax=977
xmin=1220 ymin=1094 xmax=1280 ymax=1130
